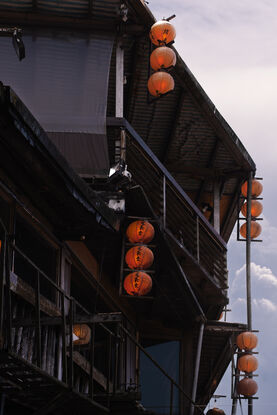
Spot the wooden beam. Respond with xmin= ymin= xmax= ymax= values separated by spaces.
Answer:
xmin=72 ymin=351 xmax=113 ymax=391
xmin=12 ymin=313 xmax=122 ymax=327
xmin=10 ymin=271 xmax=61 ymax=317
xmin=0 ymin=10 xmax=145 ymax=34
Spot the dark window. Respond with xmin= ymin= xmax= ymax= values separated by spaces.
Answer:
xmin=140 ymin=341 xmax=180 ymax=414
xmin=14 ymin=216 xmax=57 ymax=301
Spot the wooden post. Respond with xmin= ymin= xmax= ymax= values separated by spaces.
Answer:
xmin=116 ymin=38 xmax=124 ymax=118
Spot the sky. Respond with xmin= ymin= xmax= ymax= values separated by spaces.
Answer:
xmin=149 ymin=1 xmax=277 ymax=414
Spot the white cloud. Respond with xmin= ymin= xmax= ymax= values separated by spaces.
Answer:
xmin=253 ymin=298 xmax=277 ymax=312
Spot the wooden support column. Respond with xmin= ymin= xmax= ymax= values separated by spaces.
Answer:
xmin=116 ymin=38 xmax=124 ymax=118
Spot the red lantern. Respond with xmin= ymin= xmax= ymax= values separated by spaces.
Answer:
xmin=238 ymin=354 xmax=258 ymax=373
xmin=237 ymin=377 xmax=258 ymax=396
xmin=241 ymin=180 xmax=263 ymax=198
xmin=149 ymin=20 xmax=176 ymax=46
xmin=126 ymin=220 xmax=155 ymax=244
xmin=150 ymin=47 xmax=176 ymax=71
xmin=125 ymin=245 xmax=154 ymax=269
xmin=239 ymin=221 xmax=261 ymax=239
xmin=241 ymin=200 xmax=263 ymax=218
xmin=73 ymin=324 xmax=91 ymax=345
xmin=148 ymin=72 xmax=174 ymax=97
xmin=237 ymin=332 xmax=258 ymax=351
xmin=124 ymin=271 xmax=152 ymax=296
xmin=206 ymin=409 xmax=226 ymax=415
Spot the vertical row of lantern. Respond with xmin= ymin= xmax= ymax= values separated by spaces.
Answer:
xmin=124 ymin=220 xmax=155 ymax=296
xmin=148 ymin=20 xmax=176 ymax=97
xmin=239 ymin=179 xmax=263 ymax=240
xmin=236 ymin=331 xmax=258 ymax=397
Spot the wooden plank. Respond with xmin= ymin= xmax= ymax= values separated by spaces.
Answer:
xmin=10 ymin=272 xmax=61 ymax=317
xmin=72 ymin=351 xmax=113 ymax=392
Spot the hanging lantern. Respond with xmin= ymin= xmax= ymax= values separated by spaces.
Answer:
xmin=126 ymin=220 xmax=155 ymax=244
xmin=149 ymin=20 xmax=176 ymax=46
xmin=237 ymin=377 xmax=258 ymax=396
xmin=206 ymin=409 xmax=226 ymax=415
xmin=236 ymin=332 xmax=258 ymax=351
xmin=241 ymin=179 xmax=263 ymax=198
xmin=150 ymin=46 xmax=176 ymax=71
xmin=125 ymin=245 xmax=154 ymax=269
xmin=241 ymin=200 xmax=263 ymax=218
xmin=148 ymin=71 xmax=174 ymax=97
xmin=238 ymin=354 xmax=258 ymax=373
xmin=73 ymin=324 xmax=91 ymax=345
xmin=239 ymin=221 xmax=261 ymax=239
xmin=124 ymin=271 xmax=152 ymax=296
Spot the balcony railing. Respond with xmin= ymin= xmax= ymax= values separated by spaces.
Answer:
xmin=0 ymin=236 xmax=204 ymax=414
xmin=107 ymin=118 xmax=228 ymax=293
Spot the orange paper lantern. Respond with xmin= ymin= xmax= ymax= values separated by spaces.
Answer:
xmin=125 ymin=245 xmax=154 ymax=270
xmin=206 ymin=409 xmax=226 ymax=415
xmin=149 ymin=20 xmax=176 ymax=46
xmin=148 ymin=72 xmax=174 ymax=97
xmin=239 ymin=221 xmax=261 ymax=239
xmin=126 ymin=220 xmax=155 ymax=244
xmin=237 ymin=378 xmax=258 ymax=397
xmin=241 ymin=200 xmax=263 ymax=218
xmin=238 ymin=354 xmax=258 ymax=373
xmin=150 ymin=46 xmax=176 ymax=71
xmin=241 ymin=180 xmax=263 ymax=198
xmin=237 ymin=332 xmax=258 ymax=351
xmin=73 ymin=324 xmax=91 ymax=345
xmin=124 ymin=271 xmax=152 ymax=296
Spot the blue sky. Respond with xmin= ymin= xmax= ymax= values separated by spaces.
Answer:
xmin=150 ymin=1 xmax=277 ymax=413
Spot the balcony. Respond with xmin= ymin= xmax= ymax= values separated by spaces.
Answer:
xmin=0 ymin=238 xmax=202 ymax=415
xmin=107 ymin=118 xmax=228 ymax=315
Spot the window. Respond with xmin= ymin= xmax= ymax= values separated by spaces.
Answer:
xmin=14 ymin=216 xmax=58 ymax=301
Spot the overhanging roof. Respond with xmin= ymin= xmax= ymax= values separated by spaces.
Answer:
xmin=0 ymin=84 xmax=119 ymax=236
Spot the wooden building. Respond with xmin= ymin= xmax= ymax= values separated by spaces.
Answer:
xmin=0 ymin=1 xmax=255 ymax=414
